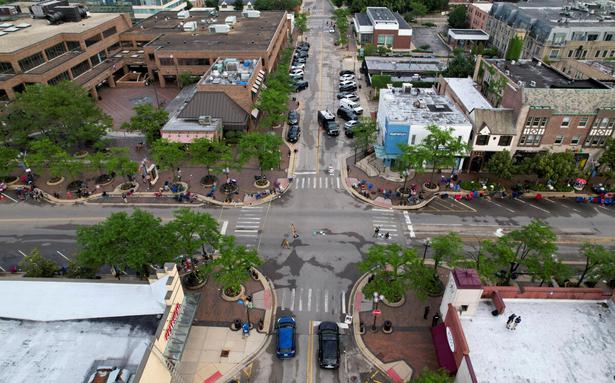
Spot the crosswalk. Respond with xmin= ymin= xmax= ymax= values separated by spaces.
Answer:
xmin=293 ymin=175 xmax=342 ymax=190
xmin=229 ymin=206 xmax=265 ymax=247
xmin=370 ymin=208 xmax=401 ymax=241
xmin=276 ymin=286 xmax=346 ymax=315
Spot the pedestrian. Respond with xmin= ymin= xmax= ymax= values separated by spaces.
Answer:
xmin=346 ymin=165 xmax=350 ymax=174
xmin=506 ymin=313 xmax=516 ymax=329
xmin=511 ymin=316 xmax=521 ymax=330
xmin=423 ymin=306 xmax=430 ymax=320
xmin=122 ymin=192 xmax=127 ymax=203
xmin=373 ymin=226 xmax=380 ymax=237
xmin=291 ymin=224 xmax=299 ymax=238
xmin=242 ymin=322 xmax=250 ymax=338
xmin=176 ymin=168 xmax=182 ymax=182
xmin=281 ymin=238 xmax=290 ymax=248
xmin=384 ymin=232 xmax=390 ymax=240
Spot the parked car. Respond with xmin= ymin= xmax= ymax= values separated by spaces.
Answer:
xmin=289 ymin=73 xmax=303 ymax=81
xmin=291 ymin=64 xmax=305 ymax=71
xmin=276 ymin=316 xmax=297 ymax=359
xmin=297 ymin=45 xmax=309 ymax=52
xmin=293 ymin=80 xmax=309 ymax=92
xmin=294 ymin=50 xmax=308 ymax=58
xmin=339 ymin=74 xmax=355 ymax=81
xmin=288 ymin=110 xmax=299 ymax=125
xmin=286 ymin=124 xmax=301 ymax=143
xmin=339 ymin=80 xmax=356 ymax=87
xmin=344 ymin=120 xmax=358 ymax=137
xmin=336 ymin=92 xmax=359 ymax=101
xmin=293 ymin=57 xmax=306 ymax=64
xmin=339 ymin=70 xmax=354 ymax=76
xmin=318 ymin=321 xmax=340 ymax=369
xmin=337 ymin=106 xmax=358 ymax=121
xmin=290 ymin=68 xmax=304 ymax=76
xmin=298 ymin=41 xmax=310 ymax=48
xmin=339 ymin=83 xmax=357 ymax=92
xmin=339 ymin=98 xmax=363 ymax=115
xmin=329 ymin=28 xmax=335 ymax=33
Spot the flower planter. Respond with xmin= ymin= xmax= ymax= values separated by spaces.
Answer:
xmin=95 ymin=174 xmax=114 ymax=186
xmin=74 ymin=151 xmax=88 ymax=159
xmin=254 ymin=179 xmax=270 ymax=189
xmin=117 ymin=182 xmax=138 ymax=192
xmin=382 ymin=295 xmax=405 ymax=307
xmin=422 ymin=182 xmax=439 ymax=192
xmin=2 ymin=176 xmax=19 ymax=185
xmin=220 ymin=284 xmax=245 ymax=302
xmin=46 ymin=176 xmax=65 ymax=186
xmin=66 ymin=180 xmax=86 ymax=192
xmin=200 ymin=175 xmax=217 ymax=187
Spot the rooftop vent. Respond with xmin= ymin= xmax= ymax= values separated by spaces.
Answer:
xmin=529 ymin=80 xmax=537 ymax=87
xmin=242 ymin=10 xmax=260 ymax=18
xmin=209 ymin=24 xmax=230 ymax=33
xmin=177 ymin=9 xmax=189 ymax=19
xmin=198 ymin=115 xmax=212 ymax=125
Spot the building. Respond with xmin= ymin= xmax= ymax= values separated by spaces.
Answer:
xmin=162 ymin=57 xmax=263 ymax=137
xmin=485 ymin=0 xmax=615 ymax=61
xmin=218 ymin=0 xmax=254 ymax=12
xmin=0 ymin=4 xmax=132 ymax=101
xmin=120 ymin=10 xmax=289 ymax=87
xmin=473 ymin=56 xmax=615 ymax=167
xmin=0 ymin=263 xmax=195 ymax=383
xmin=362 ymin=56 xmax=447 ymax=85
xmin=375 ymin=85 xmax=472 ymax=169
xmin=447 ymin=29 xmax=490 ymax=51
xmin=551 ymin=59 xmax=615 ymax=86
xmin=353 ymin=7 xmax=412 ymax=51
xmin=468 ymin=3 xmax=492 ymax=31
xmin=86 ymin=0 xmax=190 ymax=19
xmin=437 ymin=77 xmax=516 ymax=171
xmin=432 ymin=269 xmax=615 ymax=383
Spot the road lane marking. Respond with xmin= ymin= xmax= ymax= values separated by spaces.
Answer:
xmin=56 ymin=251 xmax=70 ymax=261
xmin=17 ymin=250 xmax=27 ymax=257
xmin=337 ymin=177 xmax=340 ymax=189
xmin=308 ymin=288 xmax=312 ymax=311
xmin=527 ymin=202 xmax=550 ymax=213
xmin=0 ymin=265 xmax=5 ymax=272
xmin=371 ymin=208 xmax=393 ymax=212
xmin=324 ymin=289 xmax=329 ymax=313
xmin=299 ymin=288 xmax=303 ymax=311
xmin=313 ymin=177 xmax=317 ymax=189
xmin=489 ymin=200 xmax=515 ymax=213
xmin=341 ymin=291 xmax=346 ymax=314
xmin=220 ymin=220 xmax=228 ymax=235
xmin=315 ymin=289 xmax=320 ymax=312
xmin=319 ymin=177 xmax=322 ymax=188
xmin=306 ymin=320 xmax=314 ymax=383
xmin=301 ymin=177 xmax=305 ymax=189
xmin=1 ymin=193 xmax=17 ymax=203
xmin=325 ymin=177 xmax=328 ymax=189
xmin=290 ymin=288 xmax=296 ymax=311
xmin=451 ymin=198 xmax=477 ymax=212
xmin=543 ymin=198 xmax=557 ymax=204
xmin=403 ymin=211 xmax=416 ymax=238
xmin=281 ymin=289 xmax=287 ymax=310
xmin=295 ymin=171 xmax=316 ymax=175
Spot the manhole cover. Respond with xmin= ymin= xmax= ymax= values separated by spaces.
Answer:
xmin=220 ymin=350 xmax=230 ymax=357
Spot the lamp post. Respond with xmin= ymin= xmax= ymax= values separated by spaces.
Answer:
xmin=422 ymin=238 xmax=431 ymax=264
xmin=371 ymin=292 xmax=384 ymax=332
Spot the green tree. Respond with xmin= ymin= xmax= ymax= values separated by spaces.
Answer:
xmin=121 ymin=103 xmax=169 ymax=146
xmin=522 ymin=151 xmax=578 ymax=184
xmin=203 ymin=235 xmax=263 ymax=295
xmin=352 ymin=117 xmax=378 ymax=162
xmin=106 ymin=147 xmax=139 ymax=182
xmin=295 ymin=12 xmax=308 ymax=34
xmin=77 ymin=209 xmax=178 ymax=277
xmin=414 ymin=368 xmax=452 ymax=383
xmin=505 ymin=35 xmax=523 ymax=60
xmin=444 ymin=50 xmax=475 ymax=78
xmin=486 ymin=150 xmax=515 ymax=180
xmin=27 ymin=138 xmax=63 ymax=172
xmin=238 ymin=132 xmax=282 ymax=178
xmin=431 ymin=232 xmax=464 ymax=273
xmin=57 ymin=151 xmax=86 ymax=182
xmin=0 ymin=146 xmax=18 ymax=181
xmin=190 ymin=138 xmax=232 ymax=176
xmin=178 ymin=71 xmax=197 ymax=88
xmin=185 ymin=0 xmax=193 ymax=9
xmin=88 ymin=151 xmax=109 ymax=177
xmin=526 ymin=252 xmax=571 ymax=287
xmin=167 ymin=208 xmax=220 ymax=257
xmin=205 ymin=0 xmax=217 ymax=8
xmin=65 ymin=260 xmax=97 ymax=279
xmin=576 ymin=243 xmax=615 ymax=287
xmin=419 ymin=124 xmax=470 ymax=187
xmin=333 ymin=8 xmax=350 ymax=46
xmin=448 ymin=5 xmax=467 ymax=28
xmin=19 ymin=248 xmax=58 ymax=277
xmin=484 ymin=220 xmax=557 ymax=285
xmin=363 ymin=43 xmax=377 ymax=56
xmin=406 ymin=1 xmax=427 ymax=21
xmin=359 ymin=243 xmax=433 ymax=302
xmin=151 ymin=139 xmax=188 ymax=180
xmin=234 ymin=0 xmax=243 ymax=10
xmin=256 ymin=48 xmax=293 ymax=129
xmin=455 ymin=240 xmax=498 ymax=283
xmin=395 ymin=144 xmax=427 ymax=192
xmin=599 ymin=138 xmax=615 ymax=173
xmin=5 ymin=82 xmax=111 ymax=150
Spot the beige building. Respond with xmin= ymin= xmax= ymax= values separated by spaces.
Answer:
xmin=551 ymin=59 xmax=615 ymax=84
xmin=467 ymin=3 xmax=492 ymax=31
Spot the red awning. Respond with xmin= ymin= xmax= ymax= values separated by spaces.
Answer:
xmin=431 ymin=323 xmax=458 ymax=373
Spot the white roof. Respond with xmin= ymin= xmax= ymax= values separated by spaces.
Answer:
xmin=471 ymin=3 xmax=493 ymax=12
xmin=442 ymin=77 xmax=492 ymax=113
xmin=0 ymin=278 xmax=168 ymax=321
xmin=461 ymin=299 xmax=615 ymax=383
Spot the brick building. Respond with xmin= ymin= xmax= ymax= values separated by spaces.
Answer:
xmin=467 ymin=3 xmax=492 ymax=31
xmin=0 ymin=7 xmax=132 ymax=101
xmin=473 ymin=56 xmax=615 ymax=168
xmin=353 ymin=7 xmax=412 ymax=52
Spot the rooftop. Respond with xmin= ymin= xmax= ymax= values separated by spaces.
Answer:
xmin=442 ymin=77 xmax=492 ymax=113
xmin=364 ymin=56 xmax=446 ymax=73
xmin=461 ymin=299 xmax=615 ymax=383
xmin=367 ymin=7 xmax=397 ymax=22
xmin=178 ymin=91 xmax=249 ymax=127
xmin=125 ymin=10 xmax=285 ymax=52
xmin=0 ymin=316 xmax=157 ymax=382
xmin=201 ymin=57 xmax=258 ymax=86
xmin=488 ymin=58 xmax=610 ymax=89
xmin=0 ymin=12 xmax=123 ymax=54
xmin=380 ymin=87 xmax=470 ymax=126
xmin=471 ymin=3 xmax=492 ymax=12
xmin=447 ymin=29 xmax=489 ymax=41
xmin=354 ymin=12 xmax=372 ymax=27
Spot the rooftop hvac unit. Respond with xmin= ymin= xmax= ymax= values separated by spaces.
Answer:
xmin=198 ymin=115 xmax=212 ymax=125
xmin=224 ymin=15 xmax=236 ymax=25
xmin=242 ymin=10 xmax=260 ymax=18
xmin=529 ymin=80 xmax=537 ymax=87
xmin=402 ymin=83 xmax=412 ymax=93
xmin=225 ymin=62 xmax=238 ymax=71
xmin=29 ymin=0 xmax=67 ymax=19
xmin=0 ymin=5 xmax=21 ymax=19
xmin=209 ymin=24 xmax=230 ymax=33
xmin=183 ymin=21 xmax=197 ymax=32
xmin=54 ymin=5 xmax=85 ymax=22
xmin=177 ymin=10 xmax=190 ymax=19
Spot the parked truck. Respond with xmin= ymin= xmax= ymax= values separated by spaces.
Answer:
xmin=317 ymin=110 xmax=339 ymax=136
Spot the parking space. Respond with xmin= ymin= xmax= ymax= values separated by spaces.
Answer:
xmin=422 ymin=195 xmax=476 ymax=213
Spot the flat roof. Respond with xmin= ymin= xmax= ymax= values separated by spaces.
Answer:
xmin=488 ymin=59 xmax=610 ymax=89
xmin=201 ymin=57 xmax=258 ymax=86
xmin=364 ymin=56 xmax=446 ymax=73
xmin=0 ymin=12 xmax=122 ymax=54
xmin=380 ymin=87 xmax=470 ymax=126
xmin=354 ymin=12 xmax=372 ymax=27
xmin=461 ymin=299 xmax=615 ymax=383
xmin=0 ymin=316 xmax=157 ymax=382
xmin=442 ymin=77 xmax=492 ymax=112
xmin=470 ymin=3 xmax=492 ymax=12
xmin=367 ymin=7 xmax=396 ymax=22
xmin=126 ymin=11 xmax=285 ymax=52
xmin=448 ymin=29 xmax=489 ymax=41
xmin=0 ymin=278 xmax=168 ymax=321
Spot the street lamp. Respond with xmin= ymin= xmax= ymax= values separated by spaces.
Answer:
xmin=371 ymin=292 xmax=384 ymax=332
xmin=422 ymin=238 xmax=431 ymax=264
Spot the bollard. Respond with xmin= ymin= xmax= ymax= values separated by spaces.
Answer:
xmin=382 ymin=320 xmax=393 ymax=334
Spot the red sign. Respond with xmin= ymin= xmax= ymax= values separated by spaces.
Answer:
xmin=164 ymin=303 xmax=182 ymax=341
xmin=372 ymin=309 xmax=381 ymax=316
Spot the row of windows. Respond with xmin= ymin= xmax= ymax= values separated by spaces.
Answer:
xmin=48 ymin=71 xmax=70 ymax=85
xmin=45 ymin=42 xmax=68 ymax=60
xmin=0 ymin=61 xmax=14 ymax=75
xmin=518 ymin=133 xmax=609 ymax=147
xmin=18 ymin=52 xmax=45 ymax=72
xmin=71 ymin=60 xmax=91 ymax=78
xmin=526 ymin=116 xmax=614 ymax=130
xmin=567 ymin=49 xmax=615 ymax=59
xmin=475 ymin=135 xmax=512 ymax=146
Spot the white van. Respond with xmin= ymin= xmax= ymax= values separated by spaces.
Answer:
xmin=339 ymin=98 xmax=364 ymax=115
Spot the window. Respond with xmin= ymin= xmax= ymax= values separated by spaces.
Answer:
xmin=48 ymin=71 xmax=70 ymax=85
xmin=71 ymin=60 xmax=90 ymax=78
xmin=148 ymin=53 xmax=155 ymax=61
xmin=568 ymin=50 xmax=573 ymax=58
xmin=581 ymin=50 xmax=587 ymax=58
xmin=578 ymin=116 xmax=589 ymax=128
xmin=611 ymin=50 xmax=615 ymax=58
xmin=549 ymin=49 xmax=559 ymax=59
xmin=519 ymin=134 xmax=542 ymax=146
xmin=159 ymin=58 xmax=174 ymax=66
xmin=560 ymin=116 xmax=570 ymax=128
xmin=571 ymin=136 xmax=580 ymax=146
xmin=554 ymin=135 xmax=564 ymax=145
xmin=120 ymin=40 xmax=133 ymax=48
xmin=603 ymin=50 xmax=608 ymax=58
xmin=595 ymin=50 xmax=601 ymax=58
xmin=90 ymin=51 xmax=107 ymax=66
xmin=85 ymin=33 xmax=102 ymax=47
xmin=377 ymin=34 xmax=394 ymax=46
xmin=66 ymin=41 xmax=81 ymax=51
xmin=18 ymin=52 xmax=45 ymax=72
xmin=45 ymin=42 xmax=67 ymax=60
xmin=102 ymin=26 xmax=117 ymax=38
xmin=540 ymin=117 xmax=548 ymax=127
xmin=177 ymin=58 xmax=210 ymax=66
xmin=587 ymin=33 xmax=599 ymax=41
xmin=498 ymin=136 xmax=512 ymax=146
xmin=0 ymin=61 xmax=14 ymax=75
xmin=600 ymin=117 xmax=609 ymax=128
xmin=585 ymin=135 xmax=607 ymax=147
xmin=572 ymin=32 xmax=586 ymax=41
xmin=411 ymin=134 xmax=416 ymax=145
xmin=476 ymin=135 xmax=490 ymax=145
xmin=108 ymin=42 xmax=120 ymax=52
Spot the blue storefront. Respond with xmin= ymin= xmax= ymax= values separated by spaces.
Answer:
xmin=374 ymin=119 xmax=410 ymax=168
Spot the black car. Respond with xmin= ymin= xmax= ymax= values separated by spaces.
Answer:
xmin=339 ymin=70 xmax=355 ymax=76
xmin=288 ymin=110 xmax=299 ymax=125
xmin=294 ymin=50 xmax=308 ymax=58
xmin=337 ymin=106 xmax=357 ymax=121
xmin=293 ymin=80 xmax=309 ymax=92
xmin=298 ymin=41 xmax=310 ymax=48
xmin=297 ymin=45 xmax=309 ymax=52
xmin=339 ymin=83 xmax=357 ymax=92
xmin=286 ymin=125 xmax=301 ymax=143
xmin=318 ymin=322 xmax=340 ymax=369
xmin=293 ymin=57 xmax=307 ymax=64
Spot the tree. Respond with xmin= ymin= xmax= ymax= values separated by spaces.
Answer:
xmin=65 ymin=260 xmax=97 ymax=279
xmin=333 ymin=8 xmax=350 ymax=46
xmin=444 ymin=50 xmax=475 ymax=78
xmin=406 ymin=1 xmax=427 ymax=21
xmin=5 ymin=81 xmax=111 ymax=150
xmin=151 ymin=139 xmax=188 ymax=180
xmin=88 ymin=151 xmax=109 ymax=177
xmin=238 ymin=132 xmax=282 ymax=178
xmin=352 ymin=117 xmax=378 ymax=162
xmin=521 ymin=151 xmax=578 ymax=184
xmin=418 ymin=124 xmax=470 ymax=187
xmin=295 ymin=12 xmax=308 ymax=34
xmin=205 ymin=0 xmax=217 ymax=8
xmin=0 ymin=146 xmax=18 ymax=181
xmin=190 ymin=138 xmax=232 ymax=177
xmin=359 ymin=243 xmax=433 ymax=302
xmin=526 ymin=252 xmax=571 ymax=287
xmin=121 ymin=103 xmax=169 ymax=146
xmin=414 ymin=368 xmax=453 ymax=383
xmin=599 ymin=138 xmax=615 ymax=173
xmin=77 ymin=209 xmax=178 ymax=277
xmin=256 ymin=49 xmax=293 ymax=129
xmin=448 ymin=5 xmax=467 ymax=29
xmin=178 ymin=71 xmax=197 ymax=88
xmin=27 ymin=138 xmax=63 ymax=173
xmin=486 ymin=150 xmax=515 ymax=180
xmin=184 ymin=0 xmax=193 ymax=9
xmin=106 ymin=147 xmax=139 ymax=182
xmin=455 ymin=240 xmax=498 ymax=283
xmin=234 ymin=0 xmax=243 ymax=10
xmin=166 ymin=208 xmax=220 ymax=257
xmin=19 ymin=248 xmax=57 ymax=277
xmin=363 ymin=43 xmax=377 ymax=56
xmin=484 ymin=220 xmax=557 ymax=285
xmin=254 ymin=0 xmax=299 ymax=11
xmin=56 ymin=151 xmax=86 ymax=182
xmin=395 ymin=144 xmax=427 ymax=192
xmin=576 ymin=243 xmax=615 ymax=287
xmin=505 ymin=35 xmax=523 ymax=61
xmin=203 ymin=235 xmax=263 ymax=295
xmin=431 ymin=232 xmax=464 ymax=273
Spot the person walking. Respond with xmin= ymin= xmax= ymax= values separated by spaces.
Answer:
xmin=511 ymin=316 xmax=521 ymax=330
xmin=122 ymin=192 xmax=127 ymax=203
xmin=506 ymin=313 xmax=516 ymax=329
xmin=384 ymin=232 xmax=390 ymax=240
xmin=281 ymin=238 xmax=290 ymax=249
xmin=373 ymin=226 xmax=380 ymax=237
xmin=291 ymin=224 xmax=298 ymax=239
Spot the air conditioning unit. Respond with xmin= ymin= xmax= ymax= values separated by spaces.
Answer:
xmin=505 ymin=69 xmax=510 ymax=75
xmin=183 ymin=21 xmax=197 ymax=32
xmin=224 ymin=15 xmax=236 ymax=25
xmin=209 ymin=24 xmax=230 ymax=33
xmin=177 ymin=10 xmax=189 ymax=19
xmin=199 ymin=115 xmax=212 ymax=125
xmin=242 ymin=10 xmax=260 ymax=18
xmin=402 ymin=83 xmax=413 ymax=93
xmin=29 ymin=0 xmax=67 ymax=18
xmin=529 ymin=80 xmax=537 ymax=87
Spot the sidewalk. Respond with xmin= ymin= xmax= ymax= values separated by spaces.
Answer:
xmin=179 ymin=268 xmax=276 ymax=383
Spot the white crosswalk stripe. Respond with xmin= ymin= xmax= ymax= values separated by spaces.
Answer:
xmin=293 ymin=175 xmax=342 ymax=190
xmin=230 ymin=206 xmax=264 ymax=242
xmin=275 ymin=287 xmax=342 ymax=314
xmin=370 ymin=208 xmax=402 ymax=240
